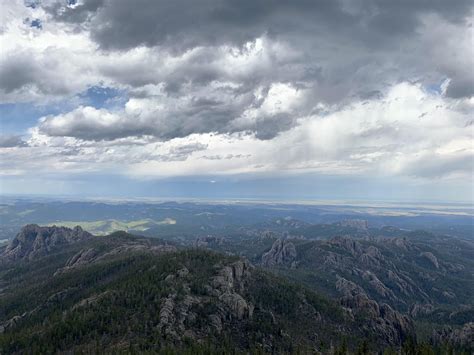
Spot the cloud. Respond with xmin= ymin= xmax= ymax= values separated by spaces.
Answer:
xmin=163 ymin=142 xmax=208 ymax=161
xmin=0 ymin=0 xmax=472 ymax=197
xmin=43 ymin=0 xmax=472 ymax=51
xmin=4 ymin=0 xmax=467 ymax=109
xmin=20 ymin=82 xmax=470 ymax=180
xmin=445 ymin=77 xmax=474 ymax=99
xmin=1 ymin=81 xmax=471 ymax=194
xmin=398 ymin=152 xmax=473 ymax=179
xmin=0 ymin=51 xmax=44 ymax=94
xmin=43 ymin=0 xmax=104 ymax=25
xmin=0 ymin=135 xmax=28 ymax=148
xmin=38 ymin=81 xmax=306 ymax=141
xmin=0 ymin=46 xmax=99 ymax=103
xmin=38 ymin=106 xmax=145 ymax=141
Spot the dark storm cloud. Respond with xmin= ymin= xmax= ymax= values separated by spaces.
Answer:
xmin=73 ymin=0 xmax=472 ymax=100
xmin=31 ymin=0 xmax=473 ymax=143
xmin=44 ymin=0 xmax=472 ymax=51
xmin=0 ymin=53 xmax=38 ymax=93
xmin=445 ymin=77 xmax=474 ymax=99
xmin=44 ymin=0 xmax=104 ymax=24
xmin=88 ymin=0 xmax=351 ymax=52
xmin=0 ymin=50 xmax=86 ymax=99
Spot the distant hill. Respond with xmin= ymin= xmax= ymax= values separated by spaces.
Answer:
xmin=45 ymin=218 xmax=176 ymax=236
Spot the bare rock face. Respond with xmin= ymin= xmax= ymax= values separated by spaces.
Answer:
xmin=0 ymin=314 xmax=26 ymax=334
xmin=362 ymin=271 xmax=395 ymax=299
xmin=212 ymin=260 xmax=254 ymax=320
xmin=431 ymin=322 xmax=474 ymax=350
xmin=53 ymin=248 xmax=99 ymax=276
xmin=387 ymin=270 xmax=415 ymax=297
xmin=377 ymin=303 xmax=414 ymax=345
xmin=327 ymin=236 xmax=362 ymax=256
xmin=212 ymin=260 xmax=253 ymax=294
xmin=159 ymin=294 xmax=177 ymax=336
xmin=359 ymin=245 xmax=383 ymax=267
xmin=337 ymin=277 xmax=381 ymax=319
xmin=261 ymin=238 xmax=297 ymax=267
xmin=2 ymin=224 xmax=93 ymax=262
xmin=336 ymin=276 xmax=413 ymax=345
xmin=336 ymin=277 xmax=366 ymax=297
xmin=157 ymin=259 xmax=255 ymax=341
xmin=219 ymin=292 xmax=254 ymax=320
xmin=420 ymin=251 xmax=439 ymax=269
xmin=382 ymin=237 xmax=415 ymax=251
xmin=410 ymin=303 xmax=434 ymax=317
xmin=66 ymin=248 xmax=98 ymax=267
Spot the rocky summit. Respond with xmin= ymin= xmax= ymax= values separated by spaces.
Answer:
xmin=1 ymin=224 xmax=93 ymax=262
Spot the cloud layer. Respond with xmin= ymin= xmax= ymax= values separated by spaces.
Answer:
xmin=0 ymin=0 xmax=473 ymax=199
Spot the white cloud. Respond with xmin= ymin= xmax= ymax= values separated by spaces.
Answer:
xmin=0 ymin=0 xmax=472 ymax=197
xmin=2 ymin=81 xmax=469 ymax=182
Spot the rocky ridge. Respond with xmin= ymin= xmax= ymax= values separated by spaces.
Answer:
xmin=258 ymin=233 xmax=474 ymax=351
xmin=336 ymin=276 xmax=414 ymax=345
xmin=1 ymin=224 xmax=93 ymax=261
xmin=431 ymin=322 xmax=474 ymax=350
xmin=55 ymin=242 xmax=177 ymax=275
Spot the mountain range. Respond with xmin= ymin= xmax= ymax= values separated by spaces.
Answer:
xmin=0 ymin=224 xmax=472 ymax=354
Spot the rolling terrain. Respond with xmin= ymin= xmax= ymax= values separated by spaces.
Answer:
xmin=0 ymin=225 xmax=417 ymax=354
xmin=1 ymin=198 xmax=472 ymax=242
xmin=0 ymin=215 xmax=472 ymax=353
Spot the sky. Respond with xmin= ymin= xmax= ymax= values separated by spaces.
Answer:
xmin=0 ymin=0 xmax=473 ymax=202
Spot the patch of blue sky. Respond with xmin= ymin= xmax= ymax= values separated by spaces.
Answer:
xmin=424 ymin=78 xmax=447 ymax=95
xmin=30 ymin=19 xmax=42 ymax=29
xmin=0 ymin=86 xmax=127 ymax=135
xmin=0 ymin=102 xmax=67 ymax=135
xmin=78 ymin=86 xmax=128 ymax=110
